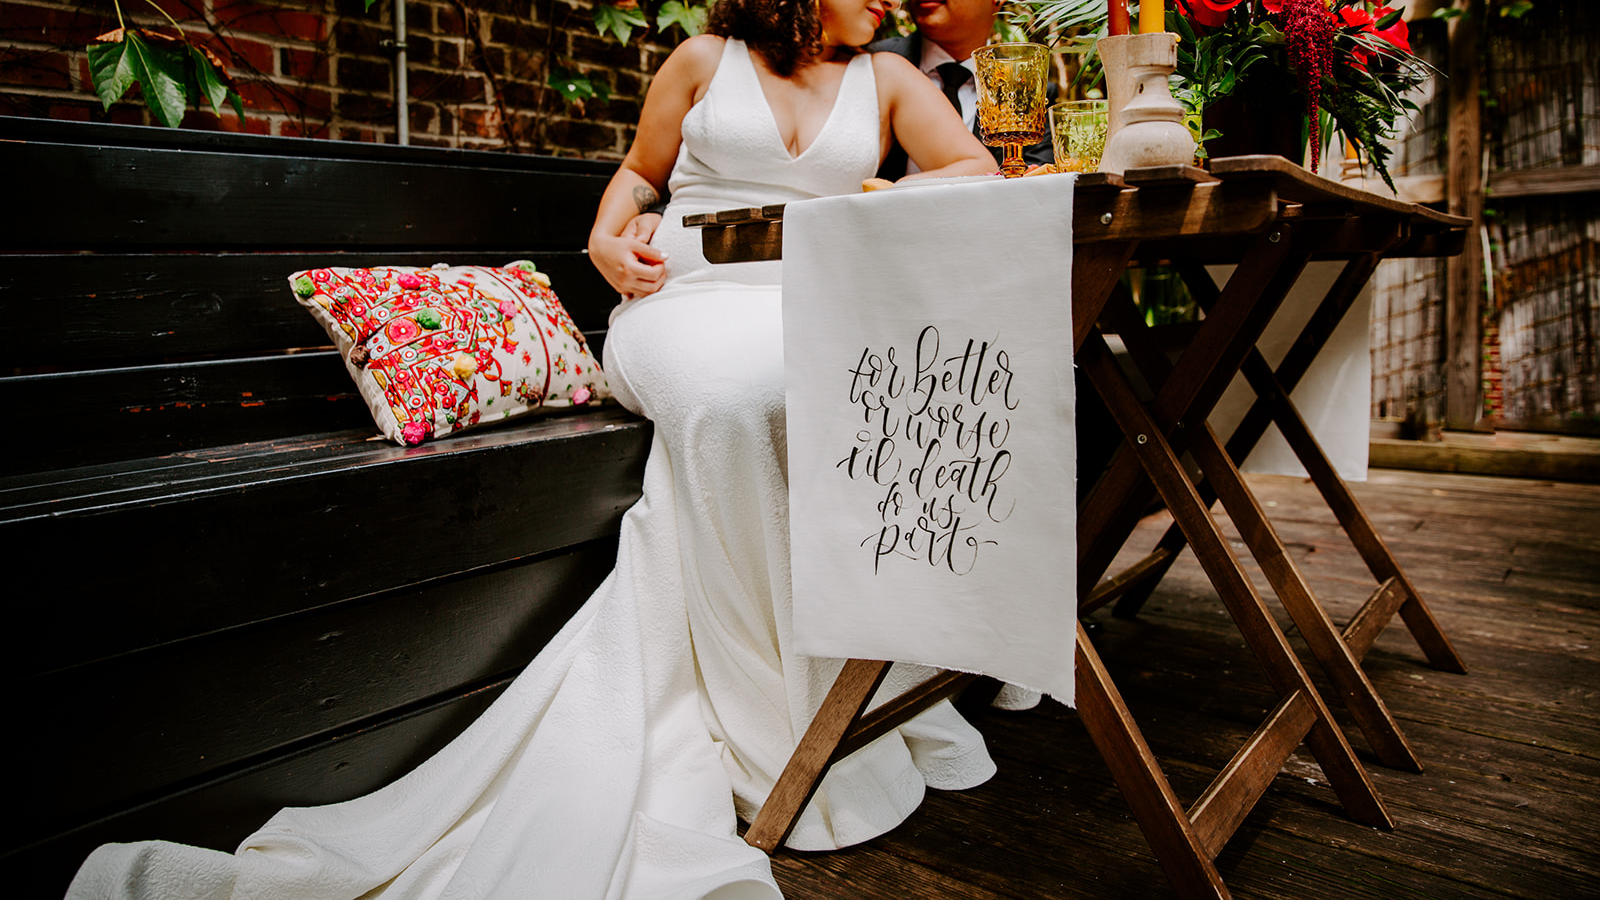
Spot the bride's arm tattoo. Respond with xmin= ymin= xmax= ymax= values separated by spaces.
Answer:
xmin=632 ymin=185 xmax=660 ymax=213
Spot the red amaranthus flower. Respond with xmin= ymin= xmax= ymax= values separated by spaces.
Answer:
xmin=1280 ymin=0 xmax=1336 ymax=171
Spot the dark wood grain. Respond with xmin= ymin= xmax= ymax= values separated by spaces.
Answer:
xmin=1444 ymin=2 xmax=1485 ymax=430
xmin=14 ymin=541 xmax=611 ymax=849
xmin=1486 ymin=162 xmax=1600 ymax=198
xmin=6 ymin=676 xmax=510 ymax=899
xmin=1 ymin=142 xmax=612 ymax=252
xmin=0 ymin=348 xmax=626 ymax=474
xmin=0 ymin=251 xmax=613 ymax=369
xmin=6 ymin=410 xmax=649 ymax=679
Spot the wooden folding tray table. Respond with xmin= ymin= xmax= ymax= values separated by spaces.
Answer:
xmin=684 ymin=156 xmax=1470 ymax=899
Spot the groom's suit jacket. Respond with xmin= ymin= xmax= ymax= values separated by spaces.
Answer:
xmin=869 ymin=34 xmax=1057 ymax=181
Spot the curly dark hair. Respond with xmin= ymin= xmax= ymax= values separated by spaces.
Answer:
xmin=706 ymin=0 xmax=824 ymax=77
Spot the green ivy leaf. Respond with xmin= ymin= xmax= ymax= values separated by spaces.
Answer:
xmin=547 ymin=64 xmax=611 ymax=103
xmin=1170 ymin=9 xmax=1197 ymax=44
xmin=88 ymin=32 xmax=190 ymax=127
xmin=593 ymin=3 xmax=649 ymax=43
xmin=656 ymin=1 xmax=707 ymax=37
xmin=87 ymin=39 xmax=139 ymax=111
xmin=129 ymin=33 xmax=189 ymax=127
xmin=1373 ymin=7 xmax=1404 ymax=30
xmin=189 ymin=45 xmax=232 ymax=116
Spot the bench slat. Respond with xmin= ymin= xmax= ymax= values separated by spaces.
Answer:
xmin=1 ymin=352 xmax=374 ymax=473
xmin=2 ymin=251 xmax=615 ymax=369
xmin=9 ymin=674 xmax=510 ymax=898
xmin=15 ymin=542 xmax=609 ymax=851
xmin=8 ymin=408 xmax=651 ymax=679
xmin=3 ymin=141 xmax=612 ymax=252
xmin=2 ymin=344 xmax=619 ymax=475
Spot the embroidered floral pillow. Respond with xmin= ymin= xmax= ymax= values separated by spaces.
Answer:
xmin=289 ymin=261 xmax=611 ymax=446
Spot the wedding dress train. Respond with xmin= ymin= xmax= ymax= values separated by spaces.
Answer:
xmin=67 ymin=38 xmax=996 ymax=900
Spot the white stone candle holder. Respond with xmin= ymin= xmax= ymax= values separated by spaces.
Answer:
xmin=1098 ymin=32 xmax=1196 ymax=174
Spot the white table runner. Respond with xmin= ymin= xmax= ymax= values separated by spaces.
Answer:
xmin=782 ymin=175 xmax=1078 ymax=706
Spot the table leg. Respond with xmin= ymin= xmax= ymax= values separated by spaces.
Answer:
xmin=1110 ymin=257 xmax=1468 ymax=677
xmin=1109 ymin=254 xmax=1383 ymax=618
xmin=1107 ymin=293 xmax=1425 ymax=771
xmin=744 ymin=663 xmax=983 ymax=852
xmin=745 ymin=658 xmax=891 ymax=851
xmin=1074 ymin=623 xmax=1231 ymax=899
xmin=1238 ymin=354 xmax=1468 ymax=675
xmin=1080 ymin=331 xmax=1392 ymax=830
xmin=1078 ymin=226 xmax=1311 ymax=599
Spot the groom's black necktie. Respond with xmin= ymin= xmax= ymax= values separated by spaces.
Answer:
xmin=935 ymin=62 xmax=970 ymax=116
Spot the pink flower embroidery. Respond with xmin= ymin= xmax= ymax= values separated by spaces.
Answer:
xmin=397 ymin=272 xmax=423 ymax=290
xmin=387 ymin=318 xmax=422 ymax=344
xmin=499 ymin=299 xmax=519 ymax=318
xmin=572 ymin=386 xmax=592 ymax=405
xmin=401 ymin=421 xmax=430 ymax=445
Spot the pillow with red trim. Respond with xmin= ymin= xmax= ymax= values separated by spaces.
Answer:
xmin=289 ymin=261 xmax=611 ymax=446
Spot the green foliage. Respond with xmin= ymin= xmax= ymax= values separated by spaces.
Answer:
xmin=1168 ymin=9 xmax=1268 ymax=121
xmin=190 ymin=44 xmax=246 ymax=122
xmin=88 ymin=27 xmax=243 ymax=128
xmin=590 ymin=0 xmax=711 ymax=43
xmin=547 ymin=64 xmax=612 ymax=104
xmin=655 ymin=0 xmax=708 ymax=37
xmin=594 ymin=2 xmax=651 ymax=43
xmin=1009 ymin=0 xmax=1106 ymax=53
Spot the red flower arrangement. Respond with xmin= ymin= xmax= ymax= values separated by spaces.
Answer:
xmin=1165 ymin=0 xmax=1428 ymax=186
xmin=1014 ymin=0 xmax=1430 ymax=188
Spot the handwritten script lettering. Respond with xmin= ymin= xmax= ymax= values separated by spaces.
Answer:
xmin=840 ymin=326 xmax=1018 ymax=575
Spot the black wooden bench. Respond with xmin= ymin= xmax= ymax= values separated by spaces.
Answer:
xmin=0 ymin=117 xmax=651 ymax=897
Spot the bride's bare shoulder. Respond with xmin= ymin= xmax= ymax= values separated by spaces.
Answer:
xmin=651 ymin=34 xmax=726 ymax=106
xmin=665 ymin=34 xmax=727 ymax=78
xmin=868 ymin=50 xmax=924 ymax=85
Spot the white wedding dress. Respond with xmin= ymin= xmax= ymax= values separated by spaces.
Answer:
xmin=67 ymin=38 xmax=996 ymax=900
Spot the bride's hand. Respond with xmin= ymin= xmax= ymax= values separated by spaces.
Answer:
xmin=591 ymin=214 xmax=668 ymax=299
xmin=623 ymin=211 xmax=663 ymax=245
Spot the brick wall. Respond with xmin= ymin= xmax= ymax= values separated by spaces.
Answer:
xmin=0 ymin=0 xmax=676 ymax=157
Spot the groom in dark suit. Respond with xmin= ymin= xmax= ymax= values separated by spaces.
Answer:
xmin=872 ymin=0 xmax=1057 ymax=180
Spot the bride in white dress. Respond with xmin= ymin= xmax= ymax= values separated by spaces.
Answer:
xmin=68 ymin=2 xmax=997 ymax=898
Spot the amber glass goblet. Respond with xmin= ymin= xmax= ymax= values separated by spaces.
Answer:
xmin=1049 ymin=100 xmax=1110 ymax=173
xmin=973 ymin=43 xmax=1050 ymax=178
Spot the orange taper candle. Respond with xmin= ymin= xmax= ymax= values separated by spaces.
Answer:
xmin=1140 ymin=0 xmax=1164 ymax=34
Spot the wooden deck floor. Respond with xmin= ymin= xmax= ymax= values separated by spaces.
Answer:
xmin=769 ymin=468 xmax=1600 ymax=899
